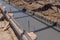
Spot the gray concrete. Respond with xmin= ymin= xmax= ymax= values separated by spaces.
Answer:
xmin=0 ymin=0 xmax=60 ymax=40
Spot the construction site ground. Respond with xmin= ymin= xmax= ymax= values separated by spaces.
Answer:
xmin=1 ymin=0 xmax=60 ymax=40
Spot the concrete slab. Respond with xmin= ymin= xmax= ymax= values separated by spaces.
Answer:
xmin=0 ymin=0 xmax=60 ymax=40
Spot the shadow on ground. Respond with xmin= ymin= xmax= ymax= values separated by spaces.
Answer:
xmin=33 ymin=23 xmax=60 ymax=33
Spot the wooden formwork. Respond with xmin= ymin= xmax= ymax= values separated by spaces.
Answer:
xmin=0 ymin=12 xmax=18 ymax=40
